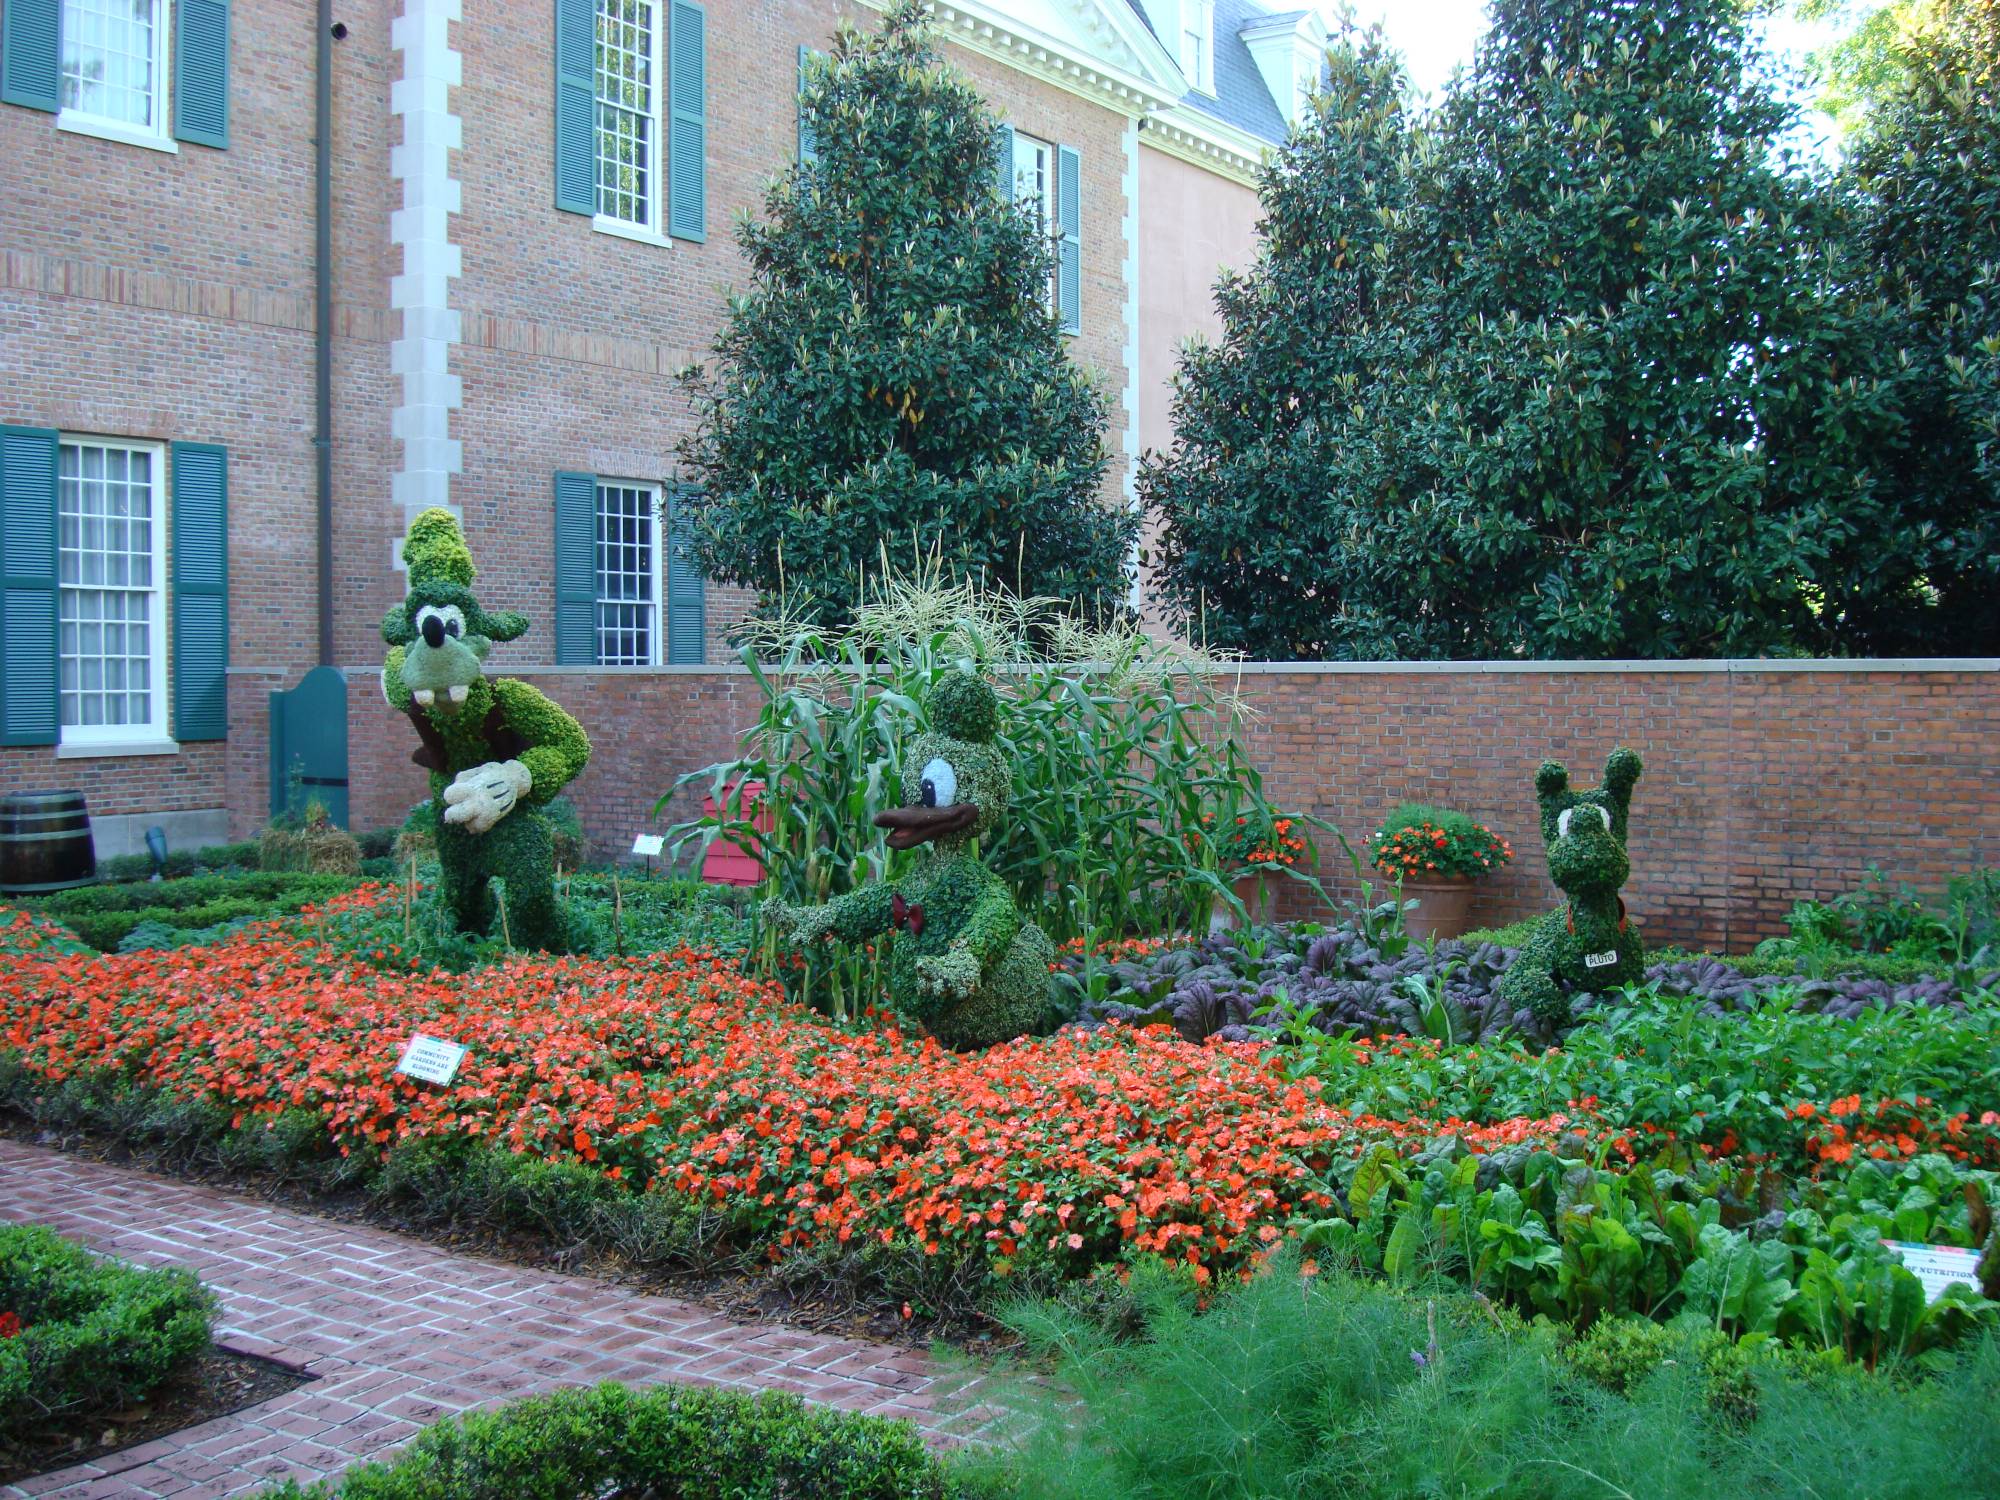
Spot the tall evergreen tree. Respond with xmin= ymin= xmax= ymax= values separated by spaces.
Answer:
xmin=676 ymin=2 xmax=1130 ymax=630
xmin=1145 ymin=0 xmax=1918 ymax=660
xmin=1838 ymin=0 xmax=2000 ymax=652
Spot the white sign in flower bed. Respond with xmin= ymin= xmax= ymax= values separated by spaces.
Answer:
xmin=395 ymin=1033 xmax=468 ymax=1086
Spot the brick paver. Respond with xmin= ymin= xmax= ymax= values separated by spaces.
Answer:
xmin=0 ymin=1140 xmax=988 ymax=1498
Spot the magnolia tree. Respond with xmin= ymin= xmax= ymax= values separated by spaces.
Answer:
xmin=1144 ymin=0 xmax=1933 ymax=660
xmin=676 ymin=1 xmax=1132 ymax=630
xmin=1835 ymin=0 xmax=2000 ymax=653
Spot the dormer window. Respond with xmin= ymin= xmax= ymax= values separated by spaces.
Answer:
xmin=1181 ymin=0 xmax=1214 ymax=93
xmin=1240 ymin=9 xmax=1329 ymax=129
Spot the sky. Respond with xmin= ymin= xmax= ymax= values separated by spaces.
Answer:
xmin=1336 ymin=0 xmax=1852 ymax=153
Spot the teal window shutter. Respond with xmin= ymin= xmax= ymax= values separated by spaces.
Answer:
xmin=170 ymin=442 xmax=229 ymax=741
xmin=554 ymin=0 xmax=596 ymax=214
xmin=667 ymin=0 xmax=705 ymax=241
xmin=172 ymin=0 xmax=230 ymax=148
xmin=0 ymin=425 xmax=59 ymax=746
xmin=1 ymin=0 xmax=60 ymax=112
xmin=1056 ymin=144 xmax=1082 ymax=335
xmin=994 ymin=123 xmax=1014 ymax=200
xmin=553 ymin=471 xmax=597 ymax=664
xmin=796 ymin=44 xmax=817 ymax=165
xmin=665 ymin=486 xmax=704 ymax=665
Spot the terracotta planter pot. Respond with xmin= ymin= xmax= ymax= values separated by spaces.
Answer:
xmin=1401 ymin=876 xmax=1477 ymax=941
xmin=1210 ymin=869 xmax=1275 ymax=933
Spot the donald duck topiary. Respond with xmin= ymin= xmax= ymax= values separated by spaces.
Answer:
xmin=381 ymin=509 xmax=590 ymax=949
xmin=763 ymin=669 xmax=1052 ymax=1048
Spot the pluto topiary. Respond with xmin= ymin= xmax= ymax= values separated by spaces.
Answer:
xmin=1496 ymin=748 xmax=1645 ymax=1029
xmin=763 ymin=669 xmax=1052 ymax=1047
xmin=380 ymin=509 xmax=590 ymax=949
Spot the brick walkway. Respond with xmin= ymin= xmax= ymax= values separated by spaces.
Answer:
xmin=0 ymin=1140 xmax=988 ymax=1499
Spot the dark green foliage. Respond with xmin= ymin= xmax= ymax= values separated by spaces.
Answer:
xmin=966 ymin=1265 xmax=2000 ymax=1500
xmin=324 ymin=871 xmax=746 ymax=972
xmin=1836 ymin=0 xmax=2000 ymax=652
xmin=675 ymin=1 xmax=1130 ymax=630
xmin=1754 ymin=862 xmax=2000 ymax=970
xmin=1499 ymin=750 xmax=1647 ymax=1026
xmin=1460 ymin=916 xmax=1546 ymax=949
xmin=381 ymin=509 xmax=590 ymax=951
xmin=764 ymin=672 xmax=1052 ymax=1046
xmin=1144 ymin=0 xmax=1935 ymax=659
xmin=21 ymin=871 xmax=358 ymax=951
xmin=0 ymin=1223 xmax=214 ymax=1435
xmin=95 ymin=840 xmax=262 ymax=882
xmin=251 ymin=1382 xmax=954 ymax=1500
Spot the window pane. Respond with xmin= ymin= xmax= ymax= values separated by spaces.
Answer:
xmin=595 ymin=0 xmax=657 ymax=225
xmin=59 ymin=439 xmax=159 ymax=735
xmin=61 ymin=0 xmax=160 ymax=129
xmin=594 ymin=482 xmax=658 ymax=665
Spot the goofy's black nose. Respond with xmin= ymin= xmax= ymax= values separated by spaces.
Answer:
xmin=421 ymin=614 xmax=446 ymax=648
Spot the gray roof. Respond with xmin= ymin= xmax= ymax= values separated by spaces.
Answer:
xmin=1124 ymin=0 xmax=1302 ymax=145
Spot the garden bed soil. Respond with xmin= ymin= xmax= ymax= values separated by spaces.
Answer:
xmin=0 ymin=1343 xmax=311 ymax=1485
xmin=1 ymin=1115 xmax=985 ymax=1355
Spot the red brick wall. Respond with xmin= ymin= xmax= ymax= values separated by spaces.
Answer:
xmin=322 ymin=661 xmax=2000 ymax=954
xmin=2 ymin=0 xmax=1143 ymax=830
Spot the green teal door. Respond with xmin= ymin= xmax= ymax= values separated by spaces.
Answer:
xmin=268 ymin=665 xmax=350 ymax=826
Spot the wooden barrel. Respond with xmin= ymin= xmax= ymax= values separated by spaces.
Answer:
xmin=0 ymin=790 xmax=98 ymax=893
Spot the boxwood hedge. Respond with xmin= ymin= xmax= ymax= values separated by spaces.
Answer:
xmin=254 ymin=1382 xmax=963 ymax=1500
xmin=0 ymin=1223 xmax=214 ymax=1436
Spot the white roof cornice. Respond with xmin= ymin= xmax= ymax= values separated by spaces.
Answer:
xmin=1139 ymin=104 xmax=1269 ymax=186
xmin=859 ymin=0 xmax=1188 ymax=116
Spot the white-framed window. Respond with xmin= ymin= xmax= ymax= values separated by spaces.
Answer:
xmin=1181 ymin=0 xmax=1214 ymax=93
xmin=594 ymin=479 xmax=662 ymax=665
xmin=595 ymin=0 xmax=663 ymax=230
xmin=1011 ymin=130 xmax=1058 ymax=314
xmin=60 ymin=0 xmax=173 ymax=145
xmin=58 ymin=437 xmax=168 ymax=746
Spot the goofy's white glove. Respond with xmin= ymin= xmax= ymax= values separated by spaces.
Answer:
xmin=441 ymin=759 xmax=533 ymax=836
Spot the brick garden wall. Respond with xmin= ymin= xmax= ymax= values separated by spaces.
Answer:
xmin=310 ymin=659 xmax=2000 ymax=954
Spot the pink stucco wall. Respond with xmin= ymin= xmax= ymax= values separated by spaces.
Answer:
xmin=1135 ymin=145 xmax=1262 ymax=614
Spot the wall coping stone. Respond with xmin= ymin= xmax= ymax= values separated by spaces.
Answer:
xmin=227 ymin=657 xmax=2000 ymax=680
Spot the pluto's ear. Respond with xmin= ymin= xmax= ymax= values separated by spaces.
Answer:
xmin=1534 ymin=761 xmax=1570 ymax=807
xmin=477 ymin=608 xmax=529 ymax=643
xmin=382 ymin=602 xmax=416 ymax=647
xmin=1602 ymin=748 xmax=1643 ymax=813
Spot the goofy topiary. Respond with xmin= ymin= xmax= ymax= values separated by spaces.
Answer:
xmin=381 ymin=508 xmax=590 ymax=950
xmin=1497 ymin=748 xmax=1645 ymax=1030
xmin=762 ymin=669 xmax=1052 ymax=1048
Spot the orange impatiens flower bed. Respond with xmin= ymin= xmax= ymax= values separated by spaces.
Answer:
xmin=0 ymin=898 xmax=1581 ymax=1286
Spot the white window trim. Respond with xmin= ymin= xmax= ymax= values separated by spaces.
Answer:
xmin=57 ymin=435 xmax=171 ymax=751
xmin=1013 ymin=130 xmax=1059 ymax=317
xmin=591 ymin=213 xmax=673 ymax=250
xmin=594 ymin=0 xmax=667 ymax=236
xmin=58 ymin=738 xmax=180 ymax=759
xmin=57 ymin=113 xmax=181 ymax=153
xmin=57 ymin=0 xmax=177 ymax=150
xmin=594 ymin=478 xmax=665 ymax=667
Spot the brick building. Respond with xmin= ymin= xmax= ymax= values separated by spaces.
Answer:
xmin=0 ymin=0 xmax=1308 ymax=852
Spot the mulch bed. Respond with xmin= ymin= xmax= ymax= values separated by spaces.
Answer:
xmin=0 ymin=1343 xmax=312 ymax=1485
